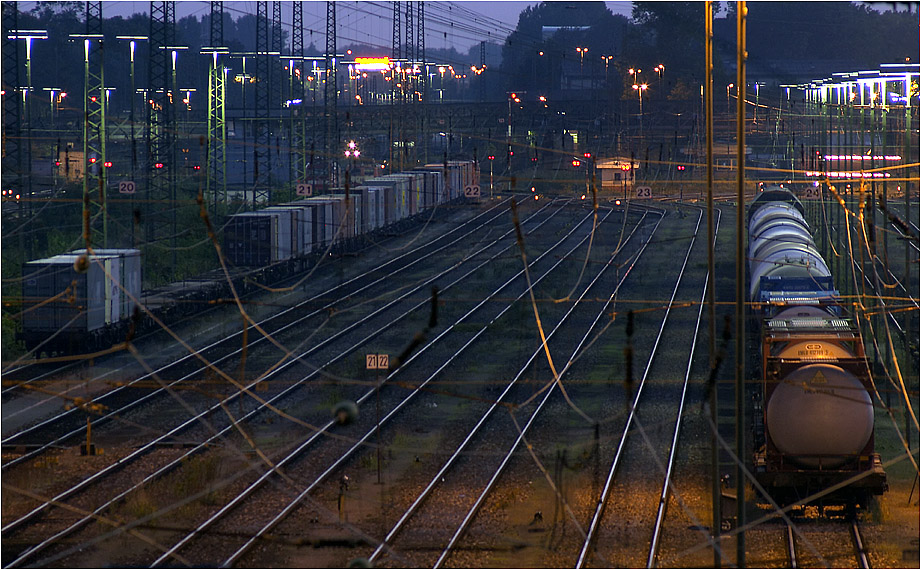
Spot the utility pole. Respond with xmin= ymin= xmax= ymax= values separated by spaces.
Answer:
xmin=734 ymin=3 xmax=747 ymax=566
xmin=705 ymin=4 xmax=719 ymax=566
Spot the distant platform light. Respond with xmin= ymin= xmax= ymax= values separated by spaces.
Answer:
xmin=805 ymin=170 xmax=891 ymax=178
xmin=823 ymin=154 xmax=901 ymax=161
xmin=355 ymin=56 xmax=391 ymax=71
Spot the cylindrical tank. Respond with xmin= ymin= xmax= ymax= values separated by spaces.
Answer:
xmin=750 ymin=203 xmax=807 ymax=237
xmin=749 ymin=243 xmax=831 ymax=300
xmin=749 ymin=221 xmax=815 ymax=260
xmin=766 ymin=363 xmax=873 ymax=468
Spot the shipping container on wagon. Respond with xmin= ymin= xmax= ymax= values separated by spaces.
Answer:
xmin=22 ymin=252 xmax=118 ymax=334
xmin=365 ymin=187 xmax=382 ymax=230
xmin=387 ymin=172 xmax=424 ymax=216
xmin=420 ymin=163 xmax=459 ymax=202
xmin=327 ymin=193 xmax=360 ymax=239
xmin=224 ymin=210 xmax=291 ymax=266
xmin=304 ymin=196 xmax=339 ymax=246
xmin=274 ymin=202 xmax=316 ymax=255
xmin=408 ymin=169 xmax=441 ymax=209
xmin=352 ymin=186 xmax=371 ymax=233
xmin=72 ymin=249 xmax=142 ymax=319
xmin=264 ymin=206 xmax=306 ymax=258
xmin=382 ymin=175 xmax=413 ymax=219
xmin=364 ymin=177 xmax=405 ymax=227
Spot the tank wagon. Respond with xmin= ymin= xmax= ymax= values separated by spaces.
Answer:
xmin=20 ymin=161 xmax=478 ymax=355
xmin=750 ymin=186 xmax=887 ymax=507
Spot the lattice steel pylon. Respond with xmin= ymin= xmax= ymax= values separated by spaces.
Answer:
xmin=206 ymin=52 xmax=227 ymax=210
xmin=1 ymin=2 xmax=22 ymax=207
xmin=391 ymin=1 xmax=402 ymax=172
xmin=404 ymin=1 xmax=415 ymax=166
xmin=291 ymin=0 xmax=307 ymax=188
xmin=81 ymin=2 xmax=107 ymax=248
xmin=205 ymin=1 xmax=227 ymax=211
xmin=147 ymin=0 xmax=175 ymax=250
xmin=418 ymin=2 xmax=426 ymax=163
xmin=253 ymin=1 xmax=271 ymax=204
xmin=325 ymin=0 xmax=338 ymax=188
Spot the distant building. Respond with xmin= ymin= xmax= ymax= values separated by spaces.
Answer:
xmin=541 ymin=25 xmax=591 ymax=40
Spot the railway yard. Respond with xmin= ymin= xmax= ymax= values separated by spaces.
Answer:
xmin=2 ymin=192 xmax=918 ymax=568
xmin=2 ymin=3 xmax=919 ymax=567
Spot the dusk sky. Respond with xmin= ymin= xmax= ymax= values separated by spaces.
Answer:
xmin=20 ymin=1 xmax=638 ymax=51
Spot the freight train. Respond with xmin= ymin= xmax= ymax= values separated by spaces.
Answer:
xmin=19 ymin=161 xmax=479 ymax=355
xmin=749 ymin=186 xmax=887 ymax=507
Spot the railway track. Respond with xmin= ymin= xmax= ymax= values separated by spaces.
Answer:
xmin=783 ymin=518 xmax=872 ymax=568
xmin=3 ymin=198 xmax=643 ymax=567
xmin=163 ymin=201 xmax=652 ymax=569
xmin=1 ymin=198 xmax=513 ymax=437
xmin=574 ymin=204 xmax=717 ymax=568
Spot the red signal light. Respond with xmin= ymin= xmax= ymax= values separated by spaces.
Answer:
xmin=677 ymin=165 xmax=685 ymax=171
xmin=88 ymin=157 xmax=97 ymax=164
xmin=572 ymin=159 xmax=581 ymax=167
xmin=103 ymin=161 xmax=113 ymax=168
xmin=583 ymin=152 xmax=591 ymax=158
xmin=55 ymin=161 xmax=61 ymax=166
xmin=193 ymin=165 xmax=201 ymax=170
xmin=487 ymin=155 xmax=495 ymax=161
xmin=154 ymin=162 xmax=164 ymax=169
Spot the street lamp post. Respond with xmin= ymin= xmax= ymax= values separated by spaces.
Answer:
xmin=655 ymin=63 xmax=665 ymax=97
xmin=633 ymin=82 xmax=648 ymax=135
xmin=629 ymin=67 xmax=641 ymax=85
xmin=576 ymin=47 xmax=588 ymax=91
xmin=116 ymin=36 xmax=147 ymax=209
xmin=727 ymin=83 xmax=734 ymax=115
xmin=602 ymin=55 xmax=613 ymax=86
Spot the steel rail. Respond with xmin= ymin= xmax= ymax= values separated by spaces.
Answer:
xmin=647 ymin=206 xmax=721 ymax=568
xmin=852 ymin=520 xmax=870 ymax=569
xmin=2 ymin=198 xmax=515 ymax=445
xmin=2 ymin=198 xmax=558 ymax=546
xmin=0 ymin=200 xmax=511 ymax=391
xmin=369 ymin=206 xmax=658 ymax=566
xmin=2 ymin=202 xmax=528 ymax=468
xmin=786 ymin=522 xmax=798 ymax=569
xmin=215 ymin=203 xmax=622 ymax=568
xmin=431 ymin=206 xmax=670 ymax=569
xmin=7 ymin=200 xmax=575 ymax=567
xmin=576 ymin=208 xmax=704 ymax=568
